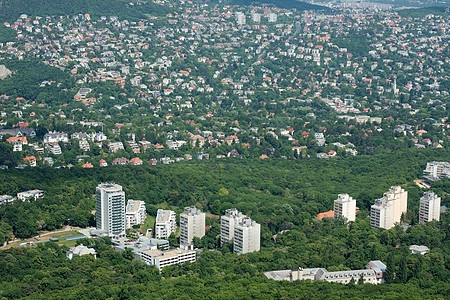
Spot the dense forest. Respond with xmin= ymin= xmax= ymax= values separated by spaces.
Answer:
xmin=0 ymin=148 xmax=448 ymax=242
xmin=0 ymin=0 xmax=174 ymax=23
xmin=0 ymin=150 xmax=449 ymax=298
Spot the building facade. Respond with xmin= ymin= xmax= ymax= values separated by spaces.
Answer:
xmin=180 ymin=206 xmax=205 ymax=247
xmin=334 ymin=193 xmax=356 ymax=222
xmin=138 ymin=248 xmax=196 ymax=271
xmin=265 ymin=260 xmax=386 ymax=285
xmin=220 ymin=208 xmax=244 ymax=246
xmin=370 ymin=198 xmax=394 ymax=229
xmin=96 ymin=183 xmax=126 ymax=239
xmin=383 ymin=186 xmax=408 ymax=224
xmin=233 ymin=217 xmax=261 ymax=254
xmin=155 ymin=209 xmax=176 ymax=239
xmin=125 ymin=200 xmax=147 ymax=229
xmin=419 ymin=191 xmax=441 ymax=224
xmin=423 ymin=161 xmax=450 ymax=182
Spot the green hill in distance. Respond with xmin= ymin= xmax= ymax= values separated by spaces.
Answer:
xmin=0 ymin=0 xmax=174 ymax=23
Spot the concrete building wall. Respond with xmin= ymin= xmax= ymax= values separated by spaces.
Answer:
xmin=419 ymin=191 xmax=441 ymax=224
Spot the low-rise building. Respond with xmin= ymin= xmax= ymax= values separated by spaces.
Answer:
xmin=265 ymin=260 xmax=386 ymax=285
xmin=66 ymin=244 xmax=97 ymax=260
xmin=17 ymin=190 xmax=44 ymax=201
xmin=137 ymin=248 xmax=196 ymax=271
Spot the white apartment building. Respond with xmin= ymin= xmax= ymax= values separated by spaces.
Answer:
xmin=383 ymin=186 xmax=408 ymax=224
xmin=220 ymin=208 xmax=244 ymax=245
xmin=236 ymin=12 xmax=246 ymax=26
xmin=423 ymin=161 xmax=450 ymax=182
xmin=126 ymin=200 xmax=146 ymax=229
xmin=155 ymin=209 xmax=176 ymax=239
xmin=234 ymin=217 xmax=261 ymax=254
xmin=370 ymin=198 xmax=394 ymax=229
xmin=43 ymin=131 xmax=69 ymax=143
xmin=96 ymin=183 xmax=126 ymax=239
xmin=419 ymin=191 xmax=441 ymax=224
xmin=137 ymin=248 xmax=196 ymax=272
xmin=251 ymin=12 xmax=261 ymax=23
xmin=17 ymin=190 xmax=44 ymax=201
xmin=180 ymin=206 xmax=205 ymax=246
xmin=268 ymin=13 xmax=277 ymax=23
xmin=334 ymin=193 xmax=356 ymax=222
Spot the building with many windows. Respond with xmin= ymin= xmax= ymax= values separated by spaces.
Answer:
xmin=220 ymin=208 xmax=245 ymax=246
xmin=17 ymin=190 xmax=44 ymax=201
xmin=382 ymin=186 xmax=408 ymax=224
xmin=137 ymin=248 xmax=196 ymax=271
xmin=236 ymin=12 xmax=246 ymax=25
xmin=423 ymin=161 xmax=450 ymax=182
xmin=95 ymin=183 xmax=126 ymax=239
xmin=234 ymin=217 xmax=261 ymax=254
xmin=265 ymin=261 xmax=386 ymax=285
xmin=334 ymin=193 xmax=356 ymax=222
xmin=370 ymin=198 xmax=394 ymax=229
xmin=419 ymin=191 xmax=441 ymax=224
xmin=155 ymin=209 xmax=176 ymax=239
xmin=125 ymin=200 xmax=146 ymax=229
xmin=180 ymin=207 xmax=205 ymax=247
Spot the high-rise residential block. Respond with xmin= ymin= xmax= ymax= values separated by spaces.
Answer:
xmin=236 ymin=12 xmax=246 ymax=25
xmin=419 ymin=191 xmax=441 ymax=224
xmin=155 ymin=209 xmax=176 ymax=239
xmin=268 ymin=13 xmax=277 ymax=23
xmin=383 ymin=186 xmax=408 ymax=224
xmin=96 ymin=183 xmax=126 ymax=239
xmin=370 ymin=198 xmax=394 ymax=229
xmin=234 ymin=217 xmax=261 ymax=254
xmin=180 ymin=206 xmax=205 ymax=246
xmin=334 ymin=193 xmax=356 ymax=222
xmin=126 ymin=200 xmax=146 ymax=229
xmin=220 ymin=208 xmax=244 ymax=246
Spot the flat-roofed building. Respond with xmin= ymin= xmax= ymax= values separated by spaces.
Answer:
xmin=370 ymin=198 xmax=394 ymax=229
xmin=17 ymin=190 xmax=44 ymax=201
xmin=126 ymin=200 xmax=146 ymax=229
xmin=334 ymin=193 xmax=356 ymax=222
xmin=220 ymin=208 xmax=244 ymax=246
xmin=383 ymin=186 xmax=408 ymax=224
xmin=96 ymin=183 xmax=126 ymax=239
xmin=234 ymin=217 xmax=260 ymax=254
xmin=419 ymin=191 xmax=441 ymax=224
xmin=265 ymin=260 xmax=386 ymax=285
xmin=155 ymin=209 xmax=176 ymax=239
xmin=423 ymin=161 xmax=450 ymax=182
xmin=137 ymin=248 xmax=196 ymax=271
xmin=180 ymin=206 xmax=205 ymax=247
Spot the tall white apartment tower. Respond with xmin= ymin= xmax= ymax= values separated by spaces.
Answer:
xmin=251 ymin=12 xmax=261 ymax=23
xmin=268 ymin=13 xmax=277 ymax=23
xmin=180 ymin=206 xmax=205 ymax=246
xmin=334 ymin=193 xmax=357 ymax=222
xmin=236 ymin=12 xmax=246 ymax=26
xmin=370 ymin=198 xmax=394 ymax=229
xmin=419 ymin=191 xmax=441 ymax=224
xmin=96 ymin=183 xmax=126 ymax=239
xmin=383 ymin=186 xmax=408 ymax=224
xmin=155 ymin=209 xmax=176 ymax=239
xmin=234 ymin=217 xmax=261 ymax=254
xmin=220 ymin=208 xmax=244 ymax=245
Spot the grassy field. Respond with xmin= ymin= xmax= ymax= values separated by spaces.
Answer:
xmin=2 ymin=230 xmax=84 ymax=250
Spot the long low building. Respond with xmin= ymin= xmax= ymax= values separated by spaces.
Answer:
xmin=264 ymin=260 xmax=386 ymax=285
xmin=137 ymin=248 xmax=196 ymax=271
